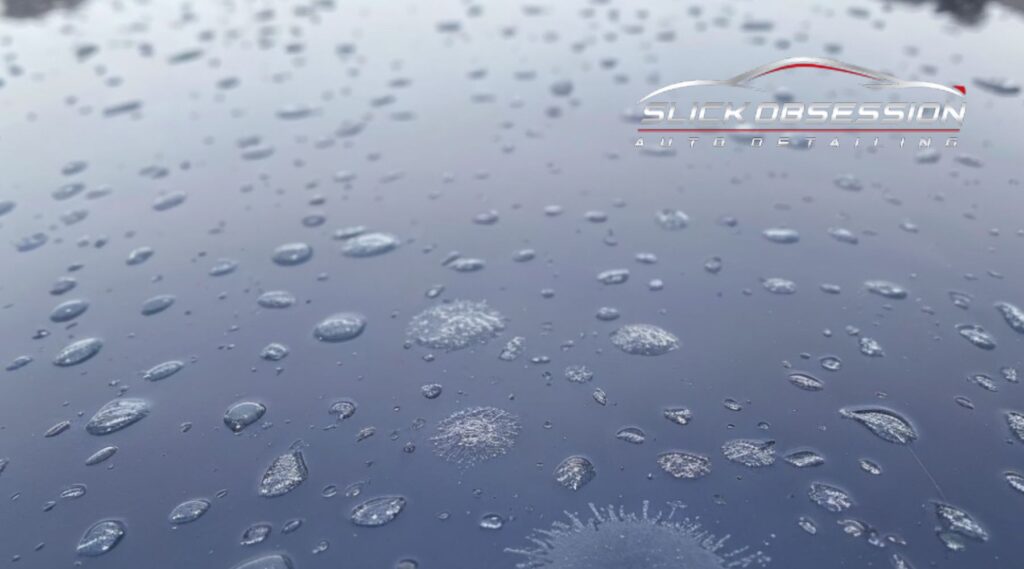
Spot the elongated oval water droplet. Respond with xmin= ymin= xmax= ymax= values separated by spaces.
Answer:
xmin=342 ymin=232 xmax=400 ymax=257
xmin=86 ymin=398 xmax=150 ymax=435
xmin=169 ymin=499 xmax=211 ymax=525
xmin=85 ymin=446 xmax=118 ymax=466
xmin=955 ymin=324 xmax=996 ymax=350
xmin=143 ymin=360 xmax=184 ymax=381
xmin=839 ymin=407 xmax=917 ymax=445
xmin=50 ymin=299 xmax=89 ymax=323
xmin=351 ymin=496 xmax=406 ymax=527
xmin=314 ymin=313 xmax=366 ymax=342
xmin=77 ymin=520 xmax=125 ymax=557
xmin=54 ymin=337 xmax=103 ymax=366
xmin=272 ymin=242 xmax=313 ymax=266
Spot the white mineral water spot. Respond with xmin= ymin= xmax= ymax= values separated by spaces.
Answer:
xmin=610 ymin=324 xmax=679 ymax=356
xmin=407 ymin=300 xmax=506 ymax=351
xmin=722 ymin=439 xmax=776 ymax=467
xmin=657 ymin=452 xmax=712 ymax=479
xmin=808 ymin=482 xmax=854 ymax=513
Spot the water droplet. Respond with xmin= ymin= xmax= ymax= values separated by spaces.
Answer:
xmin=994 ymin=302 xmax=1024 ymax=334
xmin=1005 ymin=472 xmax=1024 ymax=495
xmin=763 ymin=277 xmax=797 ymax=295
xmin=86 ymin=398 xmax=150 ymax=435
xmin=271 ymin=242 xmax=313 ymax=266
xmin=209 ymin=258 xmax=239 ymax=276
xmin=554 ymin=456 xmax=596 ymax=490
xmin=53 ymin=337 xmax=103 ymax=366
xmin=231 ymin=554 xmax=294 ymax=569
xmin=225 ymin=402 xmax=267 ymax=432
xmin=839 ymin=407 xmax=917 ymax=444
xmin=141 ymin=294 xmax=176 ymax=315
xmin=788 ymin=372 xmax=824 ymax=391
xmin=169 ymin=499 xmax=211 ymax=525
xmin=260 ymin=343 xmax=290 ymax=361
xmin=314 ymin=313 xmax=366 ymax=342
xmin=1005 ymin=411 xmax=1024 ymax=442
xmin=153 ymin=191 xmax=187 ymax=212
xmin=142 ymin=360 xmax=184 ymax=381
xmin=351 ymin=496 xmax=406 ymax=527
xmin=341 ymin=232 xmax=400 ymax=257
xmin=421 ymin=384 xmax=443 ymax=399
xmin=859 ymin=337 xmax=885 ymax=357
xmin=329 ymin=399 xmax=358 ymax=420
xmin=655 ymin=209 xmax=690 ymax=230
xmin=762 ymin=227 xmax=800 ymax=244
xmin=479 ymin=513 xmax=505 ymax=530
xmin=798 ymin=517 xmax=818 ymax=535
xmin=596 ymin=269 xmax=630 ymax=285
xmin=240 ymin=524 xmax=272 ymax=546
xmin=49 ymin=299 xmax=89 ymax=323
xmin=616 ymin=427 xmax=646 ymax=444
xmin=258 ymin=450 xmax=308 ymax=497
xmin=77 ymin=520 xmax=126 ymax=557
xmin=865 ymin=280 xmax=908 ymax=299
xmin=663 ymin=407 xmax=692 ymax=426
xmin=257 ymin=291 xmax=296 ymax=309
xmin=85 ymin=446 xmax=117 ymax=466
xmin=934 ymin=502 xmax=988 ymax=543
xmin=955 ymin=324 xmax=996 ymax=350
xmin=859 ymin=459 xmax=883 ymax=475
xmin=784 ymin=450 xmax=825 ymax=468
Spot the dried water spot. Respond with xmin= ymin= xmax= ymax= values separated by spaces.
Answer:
xmin=507 ymin=502 xmax=767 ymax=569
xmin=657 ymin=452 xmax=712 ymax=479
xmin=610 ymin=324 xmax=679 ymax=356
xmin=431 ymin=406 xmax=521 ymax=466
xmin=407 ymin=300 xmax=506 ymax=352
